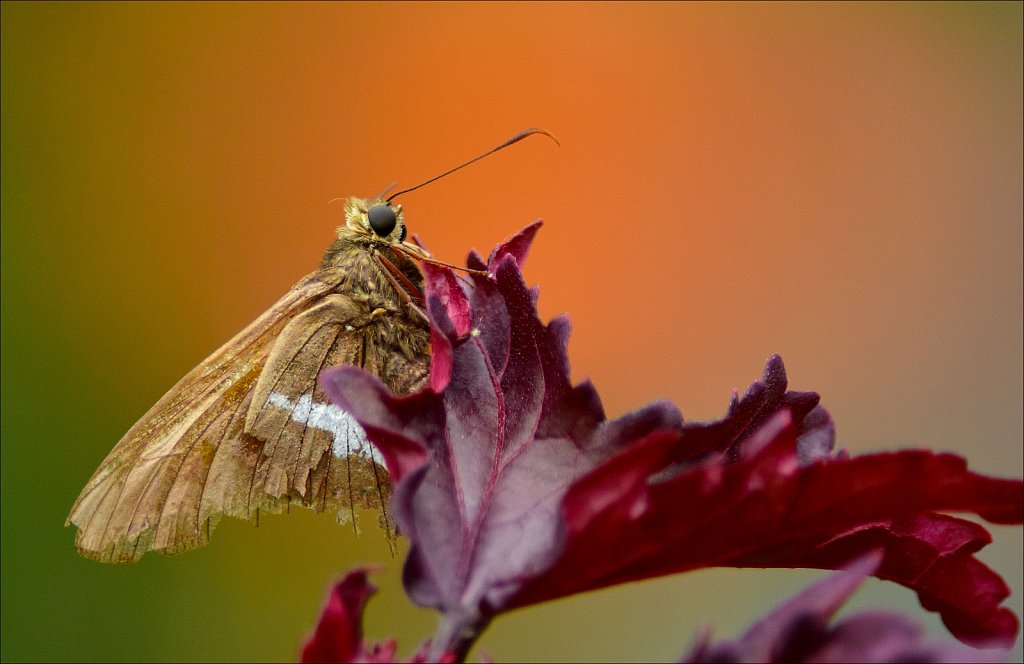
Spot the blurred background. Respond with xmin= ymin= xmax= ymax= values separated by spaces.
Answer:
xmin=2 ymin=2 xmax=1021 ymax=662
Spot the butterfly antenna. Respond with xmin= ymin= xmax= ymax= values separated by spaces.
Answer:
xmin=328 ymin=181 xmax=396 ymax=206
xmin=385 ymin=128 xmax=559 ymax=203
xmin=375 ymin=181 xmax=398 ymax=199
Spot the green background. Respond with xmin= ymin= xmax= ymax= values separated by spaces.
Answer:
xmin=3 ymin=3 xmax=1021 ymax=662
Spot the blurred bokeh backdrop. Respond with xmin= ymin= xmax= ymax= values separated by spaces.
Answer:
xmin=3 ymin=3 xmax=1021 ymax=662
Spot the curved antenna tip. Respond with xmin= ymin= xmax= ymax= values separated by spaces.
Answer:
xmin=517 ymin=127 xmax=561 ymax=148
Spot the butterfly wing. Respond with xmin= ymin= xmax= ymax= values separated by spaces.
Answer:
xmin=242 ymin=293 xmax=426 ymax=535
xmin=67 ymin=265 xmax=428 ymax=563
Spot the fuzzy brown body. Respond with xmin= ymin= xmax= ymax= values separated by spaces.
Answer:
xmin=67 ymin=198 xmax=430 ymax=563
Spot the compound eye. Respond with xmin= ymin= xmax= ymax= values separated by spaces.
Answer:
xmin=398 ymin=224 xmax=407 ymax=243
xmin=367 ymin=205 xmax=397 ymax=237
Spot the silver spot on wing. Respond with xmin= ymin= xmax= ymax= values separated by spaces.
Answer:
xmin=266 ymin=393 xmax=384 ymax=466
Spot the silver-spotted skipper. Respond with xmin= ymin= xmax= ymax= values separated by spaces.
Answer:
xmin=67 ymin=128 xmax=557 ymax=563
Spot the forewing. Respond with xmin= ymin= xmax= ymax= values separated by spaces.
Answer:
xmin=67 ymin=269 xmax=345 ymax=563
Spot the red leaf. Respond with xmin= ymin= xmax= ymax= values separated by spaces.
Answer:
xmin=301 ymin=568 xmax=398 ymax=664
xmin=793 ymin=513 xmax=1018 ymax=648
xmin=301 ymin=568 xmax=452 ymax=664
xmin=682 ymin=553 xmax=1010 ymax=663
xmin=515 ymin=409 xmax=1022 ymax=647
xmin=322 ymin=224 xmax=1023 ymax=651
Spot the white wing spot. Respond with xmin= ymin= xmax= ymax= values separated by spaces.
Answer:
xmin=267 ymin=392 xmax=384 ymax=466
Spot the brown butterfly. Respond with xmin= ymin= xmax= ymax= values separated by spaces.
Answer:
xmin=66 ymin=128 xmax=557 ymax=563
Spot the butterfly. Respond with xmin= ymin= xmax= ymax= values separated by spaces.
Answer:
xmin=66 ymin=128 xmax=557 ymax=563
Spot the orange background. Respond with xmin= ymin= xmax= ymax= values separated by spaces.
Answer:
xmin=2 ymin=3 xmax=1021 ymax=662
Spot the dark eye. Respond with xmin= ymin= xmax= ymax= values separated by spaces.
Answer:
xmin=398 ymin=224 xmax=407 ymax=243
xmin=367 ymin=205 xmax=397 ymax=237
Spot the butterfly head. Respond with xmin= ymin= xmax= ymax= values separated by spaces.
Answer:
xmin=343 ymin=197 xmax=407 ymax=245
